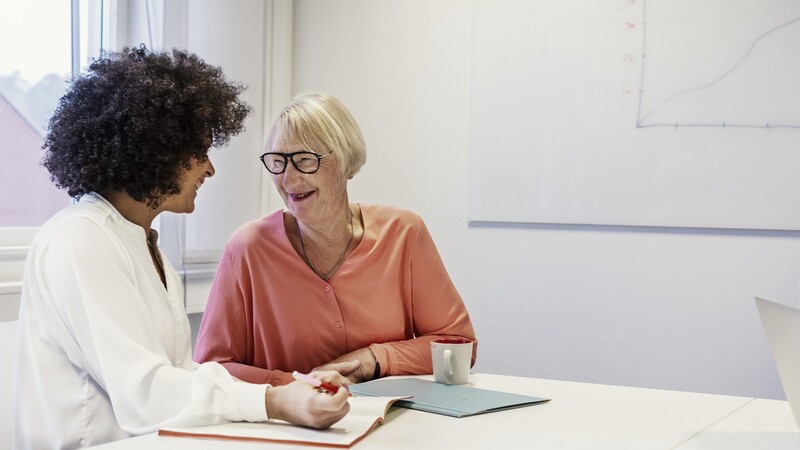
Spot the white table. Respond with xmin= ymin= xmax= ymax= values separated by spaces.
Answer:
xmin=89 ymin=373 xmax=797 ymax=450
xmin=674 ymin=398 xmax=800 ymax=449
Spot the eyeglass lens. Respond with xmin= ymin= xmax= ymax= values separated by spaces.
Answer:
xmin=263 ymin=152 xmax=321 ymax=174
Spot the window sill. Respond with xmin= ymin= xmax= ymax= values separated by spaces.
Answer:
xmin=0 ymin=262 xmax=218 ymax=322
xmin=0 ymin=243 xmax=27 ymax=322
xmin=181 ymin=263 xmax=218 ymax=314
xmin=0 ymin=281 xmax=22 ymax=323
xmin=0 ymin=245 xmax=29 ymax=284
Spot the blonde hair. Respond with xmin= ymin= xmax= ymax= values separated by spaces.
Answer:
xmin=265 ymin=92 xmax=366 ymax=179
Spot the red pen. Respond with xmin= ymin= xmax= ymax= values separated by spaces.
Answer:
xmin=292 ymin=371 xmax=352 ymax=396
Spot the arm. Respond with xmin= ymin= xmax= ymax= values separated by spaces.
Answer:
xmin=194 ymin=250 xmax=296 ymax=386
xmin=40 ymin=219 xmax=268 ymax=432
xmin=314 ymin=348 xmax=378 ymax=383
xmin=372 ymin=216 xmax=477 ymax=376
xmin=319 ymin=213 xmax=477 ymax=380
xmin=44 ymin=219 xmax=348 ymax=432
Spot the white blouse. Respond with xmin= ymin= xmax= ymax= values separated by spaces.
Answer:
xmin=13 ymin=193 xmax=267 ymax=449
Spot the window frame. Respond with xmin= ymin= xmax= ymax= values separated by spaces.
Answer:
xmin=0 ymin=1 xmax=101 ymax=321
xmin=1 ymin=0 xmax=286 ymax=320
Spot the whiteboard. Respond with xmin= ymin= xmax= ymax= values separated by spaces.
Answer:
xmin=468 ymin=0 xmax=800 ymax=230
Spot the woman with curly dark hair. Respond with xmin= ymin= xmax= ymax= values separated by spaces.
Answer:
xmin=13 ymin=46 xmax=350 ymax=449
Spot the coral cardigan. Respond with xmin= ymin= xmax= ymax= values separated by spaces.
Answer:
xmin=194 ymin=204 xmax=477 ymax=386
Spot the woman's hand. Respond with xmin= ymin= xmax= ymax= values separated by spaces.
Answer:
xmin=265 ymin=372 xmax=351 ymax=429
xmin=313 ymin=347 xmax=377 ymax=383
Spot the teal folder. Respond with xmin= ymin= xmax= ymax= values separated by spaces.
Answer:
xmin=349 ymin=378 xmax=550 ymax=418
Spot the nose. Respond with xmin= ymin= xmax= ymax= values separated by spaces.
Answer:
xmin=206 ymin=159 xmax=215 ymax=178
xmin=278 ymin=161 xmax=303 ymax=186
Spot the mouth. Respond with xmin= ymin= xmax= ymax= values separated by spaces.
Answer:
xmin=289 ymin=191 xmax=314 ymax=201
xmin=194 ymin=180 xmax=204 ymax=191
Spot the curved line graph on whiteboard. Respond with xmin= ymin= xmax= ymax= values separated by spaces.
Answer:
xmin=636 ymin=1 xmax=800 ymax=129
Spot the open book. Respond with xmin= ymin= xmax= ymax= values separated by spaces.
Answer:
xmin=159 ymin=395 xmax=407 ymax=448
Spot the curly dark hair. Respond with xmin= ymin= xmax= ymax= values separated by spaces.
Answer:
xmin=43 ymin=44 xmax=251 ymax=208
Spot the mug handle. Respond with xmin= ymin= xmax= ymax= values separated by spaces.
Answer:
xmin=444 ymin=349 xmax=453 ymax=377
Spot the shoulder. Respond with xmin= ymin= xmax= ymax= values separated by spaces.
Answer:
xmin=34 ymin=196 xmax=116 ymax=247
xmin=224 ymin=209 xmax=285 ymax=254
xmin=361 ymin=204 xmax=425 ymax=229
xmin=29 ymin=197 xmax=134 ymax=274
xmin=360 ymin=204 xmax=431 ymax=246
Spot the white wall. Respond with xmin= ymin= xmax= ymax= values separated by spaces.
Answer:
xmin=292 ymin=0 xmax=800 ymax=399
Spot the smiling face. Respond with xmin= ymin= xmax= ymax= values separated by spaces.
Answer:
xmin=270 ymin=136 xmax=349 ymax=227
xmin=159 ymin=156 xmax=215 ymax=214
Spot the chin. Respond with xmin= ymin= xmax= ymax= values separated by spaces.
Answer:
xmin=168 ymin=201 xmax=196 ymax=215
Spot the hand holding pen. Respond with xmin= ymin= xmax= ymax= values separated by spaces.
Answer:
xmin=266 ymin=372 xmax=350 ymax=428
xmin=293 ymin=371 xmax=352 ymax=396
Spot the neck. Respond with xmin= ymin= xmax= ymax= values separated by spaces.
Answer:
xmin=103 ymin=191 xmax=160 ymax=233
xmin=296 ymin=203 xmax=353 ymax=245
xmin=295 ymin=203 xmax=355 ymax=281
xmin=103 ymin=191 xmax=168 ymax=288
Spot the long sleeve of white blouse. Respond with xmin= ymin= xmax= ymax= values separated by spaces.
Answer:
xmin=14 ymin=196 xmax=266 ymax=447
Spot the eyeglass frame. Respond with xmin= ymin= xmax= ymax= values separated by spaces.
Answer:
xmin=259 ymin=151 xmax=326 ymax=175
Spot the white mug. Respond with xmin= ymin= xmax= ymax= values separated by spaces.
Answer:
xmin=431 ymin=338 xmax=473 ymax=385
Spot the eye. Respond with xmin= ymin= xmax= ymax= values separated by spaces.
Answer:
xmin=265 ymin=155 xmax=285 ymax=169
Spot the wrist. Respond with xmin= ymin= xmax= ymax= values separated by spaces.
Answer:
xmin=265 ymin=385 xmax=282 ymax=421
xmin=372 ymin=360 xmax=381 ymax=380
xmin=265 ymin=385 xmax=272 ymax=420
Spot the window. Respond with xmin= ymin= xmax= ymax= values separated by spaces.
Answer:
xmin=0 ymin=0 xmax=77 ymax=227
xmin=1 ymin=1 xmax=101 ymax=320
xmin=1 ymin=0 xmax=273 ymax=316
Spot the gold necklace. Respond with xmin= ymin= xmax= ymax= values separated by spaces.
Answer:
xmin=298 ymin=208 xmax=354 ymax=281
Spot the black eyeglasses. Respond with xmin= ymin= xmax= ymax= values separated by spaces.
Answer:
xmin=259 ymin=151 xmax=326 ymax=174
